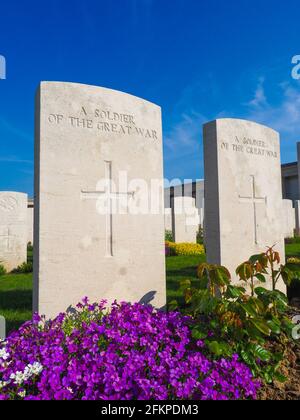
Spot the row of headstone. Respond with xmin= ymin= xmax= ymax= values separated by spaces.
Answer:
xmin=2 ymin=82 xmax=296 ymax=318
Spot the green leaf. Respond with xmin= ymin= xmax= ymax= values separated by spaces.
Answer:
xmin=243 ymin=302 xmax=259 ymax=318
xmin=254 ymin=287 xmax=267 ymax=296
xmin=250 ymin=319 xmax=271 ymax=336
xmin=273 ymin=372 xmax=288 ymax=383
xmin=251 ymin=344 xmax=271 ymax=362
xmin=226 ymin=285 xmax=245 ymax=298
xmin=179 ymin=279 xmax=191 ymax=290
xmin=267 ymin=319 xmax=281 ymax=335
xmin=198 ymin=276 xmax=209 ymax=290
xmin=273 ymin=352 xmax=284 ymax=363
xmin=168 ymin=300 xmax=178 ymax=311
xmin=273 ymin=290 xmax=288 ymax=306
xmin=192 ymin=328 xmax=207 ymax=340
xmin=255 ymin=273 xmax=266 ymax=283
xmin=249 ymin=254 xmax=262 ymax=264
xmin=263 ymin=372 xmax=273 ymax=384
xmin=207 ymin=341 xmax=223 ymax=356
xmin=240 ymin=350 xmax=254 ymax=366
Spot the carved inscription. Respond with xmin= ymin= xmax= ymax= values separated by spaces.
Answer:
xmin=221 ymin=136 xmax=278 ymax=158
xmin=47 ymin=106 xmax=158 ymax=140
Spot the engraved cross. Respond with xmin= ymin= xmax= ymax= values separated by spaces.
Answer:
xmin=239 ymin=175 xmax=267 ymax=245
xmin=0 ymin=228 xmax=15 ymax=251
xmin=80 ymin=161 xmax=135 ymax=257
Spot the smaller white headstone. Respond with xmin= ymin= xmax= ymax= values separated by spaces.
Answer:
xmin=282 ymin=200 xmax=295 ymax=239
xmin=172 ymin=197 xmax=199 ymax=243
xmin=0 ymin=316 xmax=5 ymax=340
xmin=295 ymin=201 xmax=300 ymax=236
xmin=164 ymin=208 xmax=172 ymax=232
xmin=0 ymin=192 xmax=28 ymax=272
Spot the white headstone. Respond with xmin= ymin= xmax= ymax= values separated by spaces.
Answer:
xmin=0 ymin=192 xmax=28 ymax=272
xmin=282 ymin=200 xmax=295 ymax=239
xmin=203 ymin=119 xmax=285 ymax=291
xmin=172 ymin=197 xmax=199 ymax=243
xmin=0 ymin=316 xmax=5 ymax=340
xmin=164 ymin=208 xmax=172 ymax=232
xmin=295 ymin=201 xmax=300 ymax=236
xmin=34 ymin=82 xmax=166 ymax=318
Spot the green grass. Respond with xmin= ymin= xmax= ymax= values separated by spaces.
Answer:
xmin=0 ymin=273 xmax=32 ymax=333
xmin=285 ymin=242 xmax=300 ymax=258
xmin=0 ymin=241 xmax=299 ymax=335
xmin=166 ymin=255 xmax=205 ymax=304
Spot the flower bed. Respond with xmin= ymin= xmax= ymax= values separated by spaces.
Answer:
xmin=0 ymin=299 xmax=259 ymax=400
xmin=166 ymin=242 xmax=205 ymax=257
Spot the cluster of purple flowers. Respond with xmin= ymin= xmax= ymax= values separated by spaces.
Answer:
xmin=0 ymin=300 xmax=260 ymax=400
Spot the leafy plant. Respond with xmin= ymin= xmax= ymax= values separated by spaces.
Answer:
xmin=165 ymin=230 xmax=173 ymax=242
xmin=11 ymin=262 xmax=33 ymax=274
xmin=197 ymin=227 xmax=204 ymax=245
xmin=175 ymin=247 xmax=298 ymax=384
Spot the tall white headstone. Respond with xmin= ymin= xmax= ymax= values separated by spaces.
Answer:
xmin=0 ymin=192 xmax=28 ymax=272
xmin=203 ymin=119 xmax=285 ymax=291
xmin=34 ymin=82 xmax=166 ymax=318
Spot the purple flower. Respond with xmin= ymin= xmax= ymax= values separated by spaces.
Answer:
xmin=0 ymin=300 xmax=260 ymax=400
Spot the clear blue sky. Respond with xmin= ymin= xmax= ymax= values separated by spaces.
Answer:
xmin=1 ymin=0 xmax=300 ymax=197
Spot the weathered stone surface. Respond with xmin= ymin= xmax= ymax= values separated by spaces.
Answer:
xmin=0 ymin=192 xmax=27 ymax=272
xmin=34 ymin=82 xmax=166 ymax=318
xmin=203 ymin=119 xmax=285 ymax=291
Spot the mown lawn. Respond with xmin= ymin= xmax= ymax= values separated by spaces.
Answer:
xmin=0 ymin=273 xmax=32 ymax=333
xmin=166 ymin=255 xmax=205 ymax=304
xmin=0 ymin=242 xmax=299 ymax=335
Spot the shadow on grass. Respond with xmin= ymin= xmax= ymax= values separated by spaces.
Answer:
xmin=0 ymin=289 xmax=32 ymax=310
xmin=0 ymin=289 xmax=32 ymax=334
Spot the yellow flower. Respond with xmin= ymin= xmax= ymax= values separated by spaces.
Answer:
xmin=287 ymin=257 xmax=300 ymax=264
xmin=166 ymin=242 xmax=205 ymax=256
